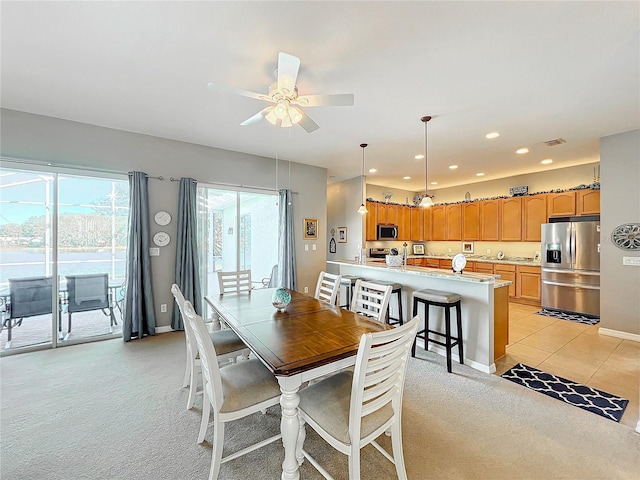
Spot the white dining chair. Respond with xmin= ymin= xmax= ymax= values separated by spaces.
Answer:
xmin=217 ymin=270 xmax=252 ymax=294
xmin=171 ymin=284 xmax=249 ymax=412
xmin=314 ymin=271 xmax=342 ymax=305
xmin=297 ymin=315 xmax=420 ymax=480
xmin=182 ymin=300 xmax=282 ymax=480
xmin=350 ymin=279 xmax=393 ymax=323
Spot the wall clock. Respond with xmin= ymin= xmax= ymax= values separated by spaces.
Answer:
xmin=154 ymin=211 xmax=172 ymax=226
xmin=153 ymin=231 xmax=171 ymax=247
xmin=611 ymin=223 xmax=640 ymax=251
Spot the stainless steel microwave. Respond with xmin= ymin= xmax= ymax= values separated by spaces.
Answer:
xmin=377 ymin=224 xmax=398 ymax=240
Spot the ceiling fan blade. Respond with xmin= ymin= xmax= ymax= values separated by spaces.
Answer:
xmin=277 ymin=52 xmax=300 ymax=96
xmin=297 ymin=110 xmax=319 ymax=133
xmin=208 ymin=83 xmax=271 ymax=102
xmin=240 ymin=107 xmax=272 ymax=126
xmin=294 ymin=93 xmax=355 ymax=107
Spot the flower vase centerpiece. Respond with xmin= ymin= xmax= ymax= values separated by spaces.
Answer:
xmin=271 ymin=287 xmax=291 ymax=311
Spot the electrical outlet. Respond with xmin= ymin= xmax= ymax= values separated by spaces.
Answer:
xmin=486 ymin=249 xmax=491 ymax=254
xmin=304 ymin=244 xmax=309 ymax=251
xmin=304 ymin=286 xmax=309 ymax=294
xmin=623 ymin=256 xmax=640 ymax=266
xmin=447 ymin=248 xmax=452 ymax=253
xmin=149 ymin=247 xmax=160 ymax=256
xmin=312 ymin=244 xmax=316 ymax=251
xmin=160 ymin=304 xmax=167 ymax=313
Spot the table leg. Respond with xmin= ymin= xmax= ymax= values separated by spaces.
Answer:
xmin=278 ymin=377 xmax=301 ymax=480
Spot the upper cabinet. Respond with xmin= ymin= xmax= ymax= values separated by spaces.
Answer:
xmin=577 ymin=189 xmax=600 ymax=215
xmin=480 ymin=199 xmax=500 ymax=241
xmin=377 ymin=203 xmax=398 ymax=225
xmin=522 ymin=194 xmax=547 ymax=242
xmin=462 ymin=202 xmax=480 ymax=241
xmin=431 ymin=205 xmax=447 ymax=241
xmin=423 ymin=207 xmax=433 ymax=241
xmin=547 ymin=191 xmax=576 ymax=217
xmin=398 ymin=205 xmax=411 ymax=241
xmin=410 ymin=207 xmax=424 ymax=241
xmin=500 ymin=197 xmax=522 ymax=241
xmin=365 ymin=201 xmax=377 ymax=241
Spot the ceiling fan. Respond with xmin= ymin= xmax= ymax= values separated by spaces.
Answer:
xmin=208 ymin=52 xmax=354 ymax=133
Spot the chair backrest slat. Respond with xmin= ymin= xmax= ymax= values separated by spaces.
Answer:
xmin=349 ymin=280 xmax=392 ymax=322
xmin=217 ymin=270 xmax=252 ymax=295
xmin=349 ymin=315 xmax=420 ymax=437
xmin=314 ymin=271 xmax=342 ymax=305
xmin=171 ymin=284 xmax=198 ymax=361
xmin=66 ymin=274 xmax=109 ymax=312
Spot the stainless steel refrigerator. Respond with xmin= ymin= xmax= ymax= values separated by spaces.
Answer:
xmin=541 ymin=220 xmax=600 ymax=316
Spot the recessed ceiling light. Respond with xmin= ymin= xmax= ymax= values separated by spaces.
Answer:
xmin=516 ymin=147 xmax=529 ymax=155
xmin=541 ymin=159 xmax=553 ymax=165
xmin=368 ymin=168 xmax=377 ymax=173
xmin=485 ymin=132 xmax=500 ymax=139
xmin=476 ymin=172 xmax=485 ymax=177
xmin=414 ymin=154 xmax=424 ymax=160
xmin=430 ymin=181 xmax=438 ymax=185
xmin=449 ymin=165 xmax=458 ymax=169
xmin=403 ymin=176 xmax=411 ymax=180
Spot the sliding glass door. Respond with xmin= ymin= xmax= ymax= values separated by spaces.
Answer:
xmin=0 ymin=165 xmax=129 ymax=352
xmin=197 ymin=186 xmax=278 ymax=314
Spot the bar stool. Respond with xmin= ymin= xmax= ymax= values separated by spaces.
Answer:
xmin=374 ymin=281 xmax=404 ymax=326
xmin=411 ymin=289 xmax=463 ymax=373
xmin=339 ymin=275 xmax=364 ymax=309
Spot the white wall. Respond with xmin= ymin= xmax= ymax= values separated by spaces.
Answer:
xmin=0 ymin=108 xmax=327 ymax=328
xmin=600 ymin=129 xmax=639 ymax=336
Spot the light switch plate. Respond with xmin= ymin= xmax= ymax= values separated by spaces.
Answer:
xmin=150 ymin=247 xmax=160 ymax=256
xmin=622 ymin=256 xmax=640 ymax=266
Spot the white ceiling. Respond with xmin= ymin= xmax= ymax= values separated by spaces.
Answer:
xmin=1 ymin=2 xmax=638 ymax=192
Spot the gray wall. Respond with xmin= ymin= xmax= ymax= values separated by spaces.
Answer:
xmin=0 ymin=108 xmax=327 ymax=328
xmin=600 ymin=129 xmax=640 ymax=336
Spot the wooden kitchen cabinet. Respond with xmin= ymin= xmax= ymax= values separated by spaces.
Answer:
xmin=516 ymin=265 xmax=541 ymax=305
xmin=522 ymin=194 xmax=547 ymax=242
xmin=365 ymin=201 xmax=377 ymax=241
xmin=431 ymin=205 xmax=447 ymax=241
xmin=410 ymin=206 xmax=424 ymax=241
xmin=423 ymin=206 xmax=432 ymax=241
xmin=462 ymin=201 xmax=480 ymax=240
xmin=377 ymin=203 xmax=398 ymax=225
xmin=500 ymin=197 xmax=522 ymax=241
xmin=424 ymin=257 xmax=440 ymax=268
xmin=446 ymin=203 xmax=462 ymax=241
xmin=398 ymin=205 xmax=411 ymax=241
xmin=494 ymin=264 xmax=516 ymax=298
xmin=474 ymin=262 xmax=495 ymax=274
xmin=547 ymin=191 xmax=576 ymax=217
xmin=480 ymin=199 xmax=500 ymax=241
xmin=577 ymin=189 xmax=600 ymax=215
xmin=439 ymin=259 xmax=453 ymax=270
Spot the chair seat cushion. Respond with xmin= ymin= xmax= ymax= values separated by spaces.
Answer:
xmin=210 ymin=329 xmax=246 ymax=356
xmin=298 ymin=371 xmax=393 ymax=445
xmin=413 ymin=289 xmax=461 ymax=304
xmin=220 ymin=359 xmax=281 ymax=413
xmin=374 ymin=281 xmax=402 ymax=291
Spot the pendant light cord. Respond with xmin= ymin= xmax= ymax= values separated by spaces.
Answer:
xmin=421 ymin=116 xmax=431 ymax=197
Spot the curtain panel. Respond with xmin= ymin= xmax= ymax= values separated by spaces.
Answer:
xmin=172 ymin=177 xmax=202 ymax=329
xmin=123 ymin=172 xmax=156 ymax=341
xmin=278 ymin=189 xmax=297 ymax=290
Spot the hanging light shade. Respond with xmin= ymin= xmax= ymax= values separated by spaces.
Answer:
xmin=357 ymin=143 xmax=368 ymax=214
xmin=419 ymin=115 xmax=434 ymax=207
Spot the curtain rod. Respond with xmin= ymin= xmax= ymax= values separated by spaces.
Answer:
xmin=127 ymin=172 xmax=164 ymax=180
xmin=169 ymin=177 xmax=298 ymax=194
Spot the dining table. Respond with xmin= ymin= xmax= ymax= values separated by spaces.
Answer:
xmin=205 ymin=287 xmax=391 ymax=480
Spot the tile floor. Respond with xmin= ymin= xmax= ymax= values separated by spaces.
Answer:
xmin=494 ymin=303 xmax=639 ymax=429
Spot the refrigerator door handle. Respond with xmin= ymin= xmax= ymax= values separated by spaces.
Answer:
xmin=570 ymin=224 xmax=576 ymax=269
xmin=542 ymin=280 xmax=600 ymax=290
xmin=542 ymin=268 xmax=600 ymax=276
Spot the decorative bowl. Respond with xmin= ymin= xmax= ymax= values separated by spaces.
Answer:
xmin=385 ymin=255 xmax=403 ymax=267
xmin=271 ymin=287 xmax=291 ymax=311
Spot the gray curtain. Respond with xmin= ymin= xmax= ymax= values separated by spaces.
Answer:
xmin=172 ymin=177 xmax=202 ymax=330
xmin=123 ymin=172 xmax=156 ymax=341
xmin=278 ymin=189 xmax=297 ymax=290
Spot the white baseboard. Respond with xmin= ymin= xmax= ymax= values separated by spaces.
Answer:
xmin=415 ymin=340 xmax=495 ymax=374
xmin=598 ymin=328 xmax=640 ymax=342
xmin=155 ymin=326 xmax=174 ymax=334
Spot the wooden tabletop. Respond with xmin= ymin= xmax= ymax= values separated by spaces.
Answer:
xmin=205 ymin=288 xmax=390 ymax=377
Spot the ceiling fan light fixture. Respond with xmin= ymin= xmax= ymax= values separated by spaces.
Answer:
xmin=289 ymin=106 xmax=303 ymax=124
xmin=265 ymin=108 xmax=278 ymax=125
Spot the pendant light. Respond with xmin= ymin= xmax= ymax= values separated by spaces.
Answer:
xmin=419 ymin=115 xmax=434 ymax=207
xmin=357 ymin=143 xmax=368 ymax=214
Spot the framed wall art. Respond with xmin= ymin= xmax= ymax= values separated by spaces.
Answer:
xmin=337 ymin=226 xmax=347 ymax=243
xmin=462 ymin=241 xmax=474 ymax=254
xmin=413 ymin=244 xmax=425 ymax=255
xmin=303 ymin=218 xmax=318 ymax=239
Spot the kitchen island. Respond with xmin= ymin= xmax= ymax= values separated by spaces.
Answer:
xmin=327 ymin=259 xmax=511 ymax=373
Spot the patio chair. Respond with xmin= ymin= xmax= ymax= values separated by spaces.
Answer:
xmin=65 ymin=274 xmax=116 ymax=336
xmin=3 ymin=276 xmax=55 ymax=347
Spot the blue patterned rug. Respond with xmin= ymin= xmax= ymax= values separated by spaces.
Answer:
xmin=502 ymin=363 xmax=629 ymax=422
xmin=535 ymin=308 xmax=600 ymax=326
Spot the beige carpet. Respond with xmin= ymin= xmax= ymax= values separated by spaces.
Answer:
xmin=1 ymin=332 xmax=638 ymax=479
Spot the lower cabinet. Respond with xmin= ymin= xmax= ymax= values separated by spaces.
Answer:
xmin=494 ymin=264 xmax=516 ymax=298
xmin=516 ymin=265 xmax=541 ymax=305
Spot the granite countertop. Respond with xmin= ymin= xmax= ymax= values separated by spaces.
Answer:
xmin=405 ymin=254 xmax=540 ymax=267
xmin=328 ymin=259 xmax=499 ymax=284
